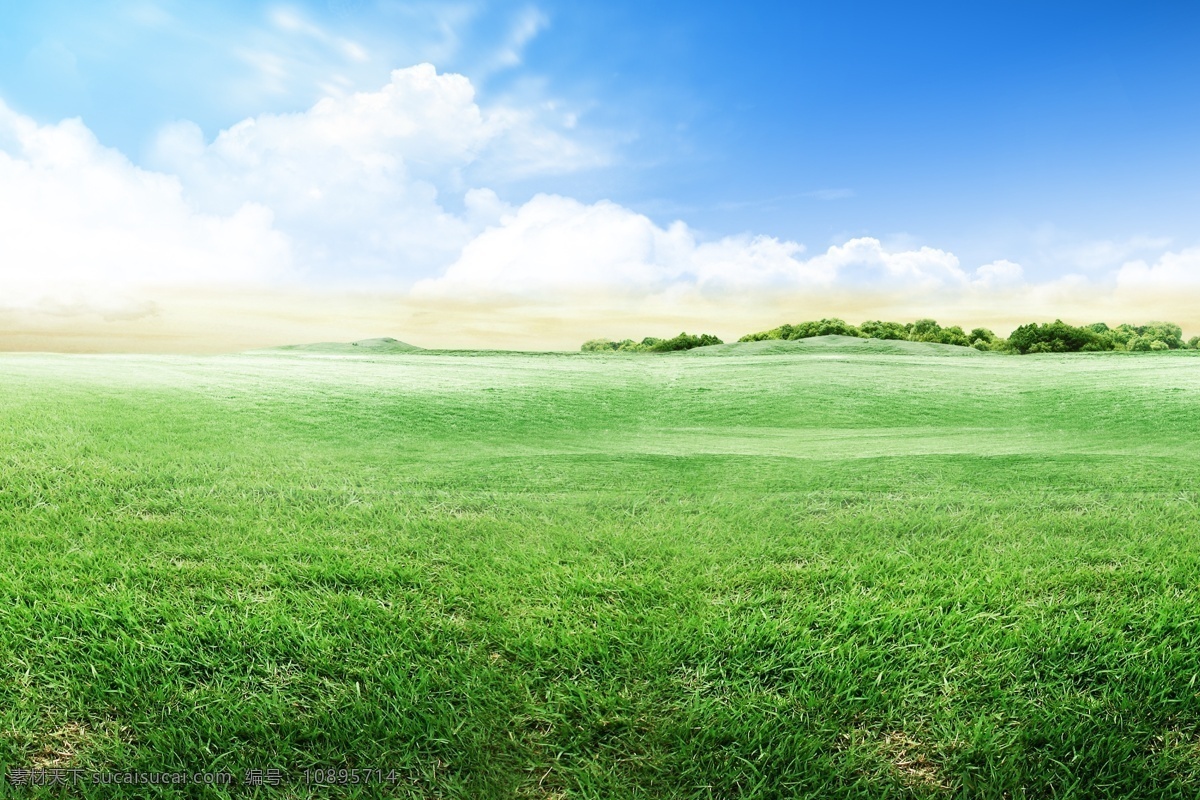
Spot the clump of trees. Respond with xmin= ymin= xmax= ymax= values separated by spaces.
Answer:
xmin=1006 ymin=321 xmax=1188 ymax=354
xmin=739 ymin=318 xmax=988 ymax=349
xmin=581 ymin=332 xmax=723 ymax=353
xmin=585 ymin=320 xmax=1198 ymax=355
xmin=739 ymin=318 xmax=862 ymax=341
xmin=736 ymin=318 xmax=1199 ymax=354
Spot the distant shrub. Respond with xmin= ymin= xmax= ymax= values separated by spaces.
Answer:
xmin=941 ymin=326 xmax=972 ymax=346
xmin=582 ymin=333 xmax=722 ymax=353
xmin=910 ymin=319 xmax=941 ymax=340
xmin=969 ymin=327 xmax=1009 ymax=352
xmin=738 ymin=331 xmax=775 ymax=343
xmin=798 ymin=318 xmax=860 ymax=338
xmin=581 ymin=337 xmax=653 ymax=352
xmin=728 ymin=318 xmax=1195 ymax=355
xmin=1103 ymin=322 xmax=1184 ymax=351
xmin=1008 ymin=320 xmax=1106 ymax=354
xmin=1126 ymin=335 xmax=1152 ymax=352
xmin=970 ymin=327 xmax=997 ymax=344
xmin=1139 ymin=322 xmax=1184 ymax=349
xmin=581 ymin=338 xmax=620 ymax=352
xmin=647 ymin=332 xmax=724 ymax=352
xmin=1003 ymin=320 xmax=1191 ymax=354
xmin=740 ymin=318 xmax=860 ymax=342
xmin=860 ymin=320 xmax=909 ymax=340
xmin=908 ymin=319 xmax=971 ymax=346
xmin=1127 ymin=335 xmax=1178 ymax=352
xmin=740 ymin=317 xmax=983 ymax=347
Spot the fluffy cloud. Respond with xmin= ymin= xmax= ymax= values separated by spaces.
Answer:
xmin=416 ymin=196 xmax=979 ymax=301
xmin=414 ymin=195 xmax=694 ymax=299
xmin=151 ymin=64 xmax=601 ymax=281
xmin=0 ymin=63 xmax=1065 ymax=320
xmin=1116 ymin=247 xmax=1200 ymax=290
xmin=0 ymin=100 xmax=289 ymax=318
xmin=972 ymin=259 xmax=1024 ymax=288
xmin=799 ymin=238 xmax=966 ymax=291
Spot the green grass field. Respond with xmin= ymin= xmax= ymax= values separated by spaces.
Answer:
xmin=2 ymin=337 xmax=1200 ymax=798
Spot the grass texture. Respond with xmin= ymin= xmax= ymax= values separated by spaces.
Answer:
xmin=2 ymin=338 xmax=1200 ymax=798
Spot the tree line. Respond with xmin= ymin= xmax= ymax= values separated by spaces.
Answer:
xmin=740 ymin=318 xmax=1199 ymax=353
xmin=582 ymin=319 xmax=1200 ymax=353
xmin=581 ymin=332 xmax=724 ymax=352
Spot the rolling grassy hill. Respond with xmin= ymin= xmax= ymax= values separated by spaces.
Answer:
xmin=264 ymin=336 xmax=424 ymax=355
xmin=684 ymin=334 xmax=992 ymax=357
xmin=1 ymin=346 xmax=1199 ymax=797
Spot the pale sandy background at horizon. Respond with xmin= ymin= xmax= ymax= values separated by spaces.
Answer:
xmin=2 ymin=284 xmax=1195 ymax=354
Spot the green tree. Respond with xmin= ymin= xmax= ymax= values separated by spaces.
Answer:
xmin=648 ymin=332 xmax=724 ymax=352
xmin=740 ymin=318 xmax=860 ymax=342
xmin=1008 ymin=320 xmax=1106 ymax=354
xmin=1109 ymin=324 xmax=1139 ymax=348
xmin=1127 ymin=335 xmax=1152 ymax=352
xmin=938 ymin=325 xmax=971 ymax=346
xmin=860 ymin=320 xmax=909 ymax=340
xmin=1137 ymin=322 xmax=1184 ymax=349
xmin=911 ymin=319 xmax=942 ymax=341
xmin=969 ymin=327 xmax=997 ymax=344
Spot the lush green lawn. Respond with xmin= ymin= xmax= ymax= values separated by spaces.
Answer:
xmin=2 ymin=338 xmax=1200 ymax=798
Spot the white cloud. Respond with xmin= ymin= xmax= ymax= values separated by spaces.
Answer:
xmin=0 ymin=100 xmax=289 ymax=318
xmin=151 ymin=64 xmax=603 ymax=282
xmin=803 ymin=238 xmax=966 ymax=290
xmin=1026 ymin=225 xmax=1175 ymax=273
xmin=692 ymin=235 xmax=814 ymax=289
xmin=973 ymin=259 xmax=1024 ymax=288
xmin=416 ymin=197 xmax=986 ymax=302
xmin=1116 ymin=247 xmax=1200 ymax=289
xmin=1064 ymin=236 xmax=1173 ymax=271
xmin=414 ymin=195 xmax=694 ymax=299
xmin=487 ymin=7 xmax=549 ymax=72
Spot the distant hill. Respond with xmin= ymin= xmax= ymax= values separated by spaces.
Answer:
xmin=684 ymin=334 xmax=990 ymax=357
xmin=267 ymin=337 xmax=423 ymax=354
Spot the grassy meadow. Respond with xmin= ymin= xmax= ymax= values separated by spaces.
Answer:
xmin=2 ymin=336 xmax=1200 ymax=798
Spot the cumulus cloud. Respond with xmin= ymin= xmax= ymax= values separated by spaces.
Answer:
xmin=1116 ymin=247 xmax=1200 ymax=290
xmin=801 ymin=238 xmax=966 ymax=291
xmin=414 ymin=195 xmax=693 ymax=299
xmin=0 ymin=100 xmax=289 ymax=318
xmin=151 ymin=64 xmax=602 ymax=281
xmin=416 ymin=196 xmax=994 ymax=302
xmin=972 ymin=259 xmax=1024 ymax=288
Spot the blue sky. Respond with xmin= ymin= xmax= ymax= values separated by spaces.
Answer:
xmin=0 ymin=1 xmax=1198 ymax=349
